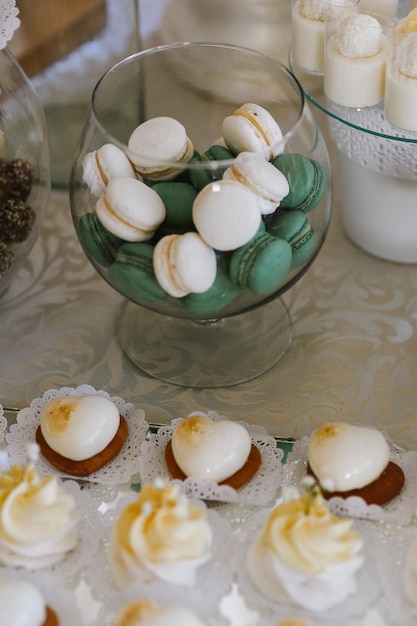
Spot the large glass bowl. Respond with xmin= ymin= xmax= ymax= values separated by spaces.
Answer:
xmin=0 ymin=48 xmax=50 ymax=297
xmin=70 ymin=43 xmax=332 ymax=388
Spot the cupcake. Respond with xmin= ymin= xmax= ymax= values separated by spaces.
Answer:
xmin=108 ymin=479 xmax=212 ymax=589
xmin=246 ymin=487 xmax=364 ymax=612
xmin=0 ymin=444 xmax=78 ymax=569
xmin=113 ymin=599 xmax=205 ymax=626
xmin=0 ymin=576 xmax=59 ymax=625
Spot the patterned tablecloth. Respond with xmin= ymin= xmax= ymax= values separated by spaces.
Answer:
xmin=1 ymin=108 xmax=416 ymax=452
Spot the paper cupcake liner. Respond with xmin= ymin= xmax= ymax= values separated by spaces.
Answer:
xmin=84 ymin=491 xmax=237 ymax=606
xmin=373 ymin=523 xmax=417 ymax=626
xmin=92 ymin=579 xmax=230 ymax=626
xmin=0 ymin=567 xmax=83 ymax=626
xmin=233 ymin=507 xmax=381 ymax=625
xmin=283 ymin=435 xmax=417 ymax=524
xmin=6 ymin=384 xmax=148 ymax=485
xmin=139 ymin=411 xmax=284 ymax=505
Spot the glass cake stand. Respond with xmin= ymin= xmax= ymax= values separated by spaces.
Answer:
xmin=289 ymin=1 xmax=417 ymax=264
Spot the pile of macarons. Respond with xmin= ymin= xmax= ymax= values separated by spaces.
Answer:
xmin=79 ymin=102 xmax=326 ymax=317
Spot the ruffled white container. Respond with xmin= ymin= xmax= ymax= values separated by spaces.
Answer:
xmin=282 ymin=434 xmax=417 ymax=524
xmin=374 ymin=523 xmax=417 ymax=625
xmin=84 ymin=492 xmax=238 ymax=607
xmin=6 ymin=384 xmax=148 ymax=485
xmin=234 ymin=507 xmax=381 ymax=624
xmin=93 ymin=579 xmax=229 ymax=626
xmin=139 ymin=411 xmax=284 ymax=505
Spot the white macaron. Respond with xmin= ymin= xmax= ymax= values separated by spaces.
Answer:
xmin=153 ymin=232 xmax=217 ymax=298
xmin=223 ymin=152 xmax=290 ymax=215
xmin=82 ymin=143 xmax=136 ymax=197
xmin=192 ymin=179 xmax=261 ymax=251
xmin=127 ymin=116 xmax=194 ymax=181
xmin=222 ymin=102 xmax=284 ymax=159
xmin=96 ymin=176 xmax=166 ymax=241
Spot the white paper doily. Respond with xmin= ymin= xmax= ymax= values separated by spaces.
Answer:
xmin=139 ymin=411 xmax=284 ymax=505
xmin=373 ymin=523 xmax=417 ymax=626
xmin=6 ymin=385 xmax=148 ymax=485
xmin=0 ymin=404 xmax=6 ymax=443
xmin=0 ymin=0 xmax=19 ymax=50
xmin=93 ymin=579 xmax=230 ymax=626
xmin=234 ymin=507 xmax=381 ymax=625
xmin=85 ymin=492 xmax=237 ymax=605
xmin=282 ymin=435 xmax=417 ymax=524
xmin=0 ymin=567 xmax=83 ymax=626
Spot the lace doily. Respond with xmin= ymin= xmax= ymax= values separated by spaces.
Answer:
xmin=0 ymin=404 xmax=6 ymax=443
xmin=282 ymin=435 xmax=417 ymax=524
xmin=6 ymin=385 xmax=148 ymax=485
xmin=234 ymin=508 xmax=381 ymax=624
xmin=139 ymin=411 xmax=284 ymax=505
xmin=0 ymin=567 xmax=83 ymax=626
xmin=0 ymin=0 xmax=19 ymax=50
xmin=85 ymin=493 xmax=237 ymax=607
xmin=93 ymin=580 xmax=230 ymax=626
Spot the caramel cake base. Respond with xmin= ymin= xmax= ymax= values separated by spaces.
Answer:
xmin=165 ymin=440 xmax=262 ymax=490
xmin=35 ymin=415 xmax=128 ymax=477
xmin=307 ymin=460 xmax=405 ymax=506
xmin=45 ymin=605 xmax=60 ymax=626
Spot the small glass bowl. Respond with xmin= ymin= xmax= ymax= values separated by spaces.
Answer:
xmin=70 ymin=43 xmax=332 ymax=387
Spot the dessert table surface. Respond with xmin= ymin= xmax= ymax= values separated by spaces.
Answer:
xmin=1 ymin=4 xmax=416 ymax=625
xmin=1 ymin=108 xmax=417 ymax=455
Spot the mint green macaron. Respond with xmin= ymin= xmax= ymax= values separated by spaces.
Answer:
xmin=183 ymin=259 xmax=238 ymax=316
xmin=153 ymin=181 xmax=197 ymax=231
xmin=267 ymin=210 xmax=319 ymax=269
xmin=108 ymin=242 xmax=165 ymax=303
xmin=272 ymin=153 xmax=326 ymax=213
xmin=229 ymin=231 xmax=292 ymax=296
xmin=189 ymin=145 xmax=234 ymax=190
xmin=79 ymin=211 xmax=123 ymax=268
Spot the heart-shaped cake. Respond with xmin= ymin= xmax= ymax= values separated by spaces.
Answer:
xmin=166 ymin=413 xmax=261 ymax=488
xmin=307 ymin=421 xmax=405 ymax=505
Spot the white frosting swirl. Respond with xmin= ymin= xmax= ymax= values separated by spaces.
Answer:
xmin=0 ymin=463 xmax=78 ymax=569
xmin=262 ymin=493 xmax=362 ymax=573
xmin=109 ymin=482 xmax=211 ymax=589
xmin=247 ymin=493 xmax=363 ymax=611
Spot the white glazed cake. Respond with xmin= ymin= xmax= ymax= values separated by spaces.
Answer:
xmin=108 ymin=480 xmax=212 ymax=589
xmin=170 ymin=413 xmax=252 ymax=483
xmin=0 ymin=577 xmax=56 ymax=626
